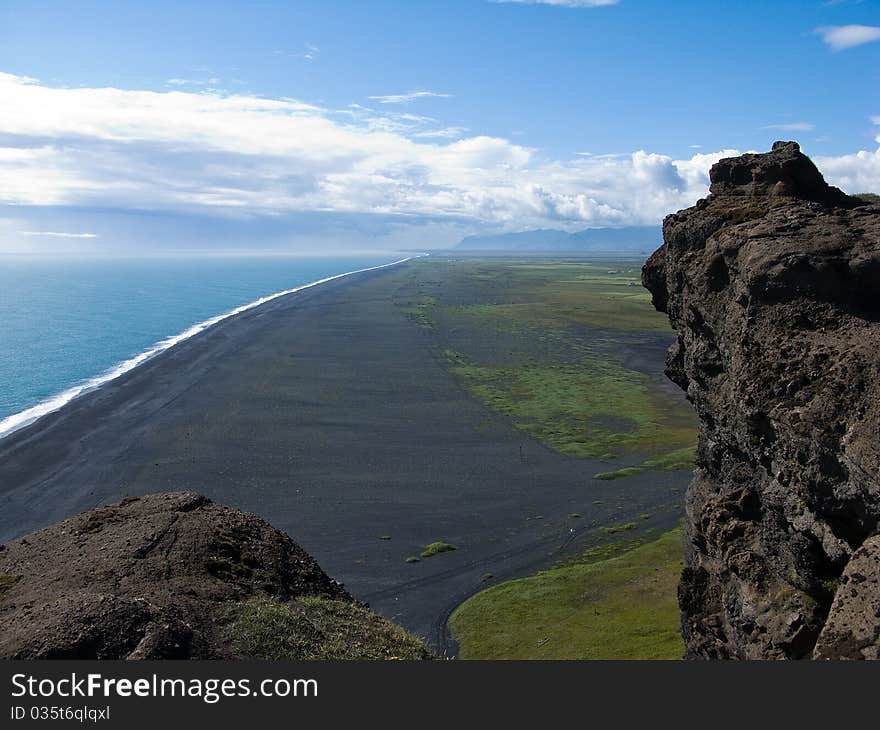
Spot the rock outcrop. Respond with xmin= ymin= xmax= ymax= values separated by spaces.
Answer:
xmin=643 ymin=142 xmax=880 ymax=659
xmin=0 ymin=492 xmax=430 ymax=659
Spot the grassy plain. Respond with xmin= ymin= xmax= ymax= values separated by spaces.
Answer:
xmin=395 ymin=258 xmax=696 ymax=467
xmin=449 ymin=528 xmax=685 ymax=660
xmin=393 ymin=257 xmax=694 ymax=660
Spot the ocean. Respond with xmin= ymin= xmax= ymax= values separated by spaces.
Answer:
xmin=0 ymin=254 xmax=404 ymax=438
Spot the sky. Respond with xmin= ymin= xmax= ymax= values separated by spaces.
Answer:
xmin=0 ymin=0 xmax=878 ymax=253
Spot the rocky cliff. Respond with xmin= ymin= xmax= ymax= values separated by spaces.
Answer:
xmin=643 ymin=142 xmax=880 ymax=659
xmin=0 ymin=492 xmax=430 ymax=659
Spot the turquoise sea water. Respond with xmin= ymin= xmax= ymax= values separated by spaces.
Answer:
xmin=0 ymin=254 xmax=400 ymax=436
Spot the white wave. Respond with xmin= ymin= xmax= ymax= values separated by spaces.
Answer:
xmin=0 ymin=254 xmax=423 ymax=440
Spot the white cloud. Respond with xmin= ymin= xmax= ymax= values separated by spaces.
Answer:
xmin=412 ymin=126 xmax=469 ymax=139
xmin=762 ymin=122 xmax=816 ymax=131
xmin=19 ymin=231 xmax=98 ymax=238
xmin=367 ymin=90 xmax=452 ymax=104
xmin=816 ymin=25 xmax=880 ymax=51
xmin=492 ymin=0 xmax=619 ymax=6
xmin=301 ymin=43 xmax=320 ymax=61
xmin=274 ymin=44 xmax=320 ymax=62
xmin=814 ymin=118 xmax=880 ymax=193
xmin=166 ymin=77 xmax=221 ymax=87
xmin=1 ymin=72 xmax=878 ymax=237
xmin=816 ymin=148 xmax=880 ymax=192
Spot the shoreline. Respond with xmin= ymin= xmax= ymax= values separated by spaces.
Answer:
xmin=0 ymin=257 xmax=684 ymax=649
xmin=0 ymin=255 xmax=420 ymax=441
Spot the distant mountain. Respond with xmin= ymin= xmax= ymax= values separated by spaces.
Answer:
xmin=455 ymin=226 xmax=661 ymax=253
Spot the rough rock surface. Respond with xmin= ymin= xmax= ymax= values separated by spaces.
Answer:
xmin=814 ymin=536 xmax=880 ymax=659
xmin=0 ymin=492 xmax=422 ymax=659
xmin=643 ymin=142 xmax=880 ymax=659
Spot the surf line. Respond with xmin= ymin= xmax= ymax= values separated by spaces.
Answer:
xmin=0 ymin=254 xmax=426 ymax=440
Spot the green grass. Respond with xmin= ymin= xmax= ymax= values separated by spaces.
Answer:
xmin=593 ymin=445 xmax=696 ymax=480
xmin=392 ymin=258 xmax=697 ymax=462
xmin=449 ymin=529 xmax=685 ymax=660
xmin=221 ymin=595 xmax=432 ymax=660
xmin=599 ymin=521 xmax=639 ymax=535
xmin=448 ymin=261 xmax=671 ymax=333
xmin=451 ymin=358 xmax=694 ymax=459
xmin=0 ymin=573 xmax=21 ymax=597
xmin=594 ymin=466 xmax=645 ymax=480
xmin=643 ymin=446 xmax=696 ymax=470
xmin=420 ymin=541 xmax=456 ymax=558
xmin=722 ymin=202 xmax=769 ymax=226
xmin=391 ymin=260 xmax=692 ymax=660
xmin=397 ymin=294 xmax=436 ymax=329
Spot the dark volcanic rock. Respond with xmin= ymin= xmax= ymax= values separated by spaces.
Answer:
xmin=814 ymin=536 xmax=880 ymax=659
xmin=707 ymin=141 xmax=853 ymax=206
xmin=0 ymin=492 xmax=425 ymax=659
xmin=643 ymin=142 xmax=880 ymax=659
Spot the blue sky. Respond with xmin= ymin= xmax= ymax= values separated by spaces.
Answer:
xmin=0 ymin=0 xmax=878 ymax=252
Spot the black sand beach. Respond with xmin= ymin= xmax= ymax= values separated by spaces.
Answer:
xmin=0 ymin=260 xmax=686 ymax=651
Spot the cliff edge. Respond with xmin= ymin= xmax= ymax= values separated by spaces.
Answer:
xmin=643 ymin=142 xmax=880 ymax=659
xmin=0 ymin=492 xmax=430 ymax=659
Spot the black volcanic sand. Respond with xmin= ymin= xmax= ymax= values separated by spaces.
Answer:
xmin=0 ymin=259 xmax=687 ymax=652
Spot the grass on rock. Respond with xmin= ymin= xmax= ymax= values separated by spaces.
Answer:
xmin=221 ymin=595 xmax=432 ymax=660
xmin=0 ymin=574 xmax=21 ymax=596
xmin=420 ymin=542 xmax=456 ymax=558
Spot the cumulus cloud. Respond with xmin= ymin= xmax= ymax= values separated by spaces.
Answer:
xmin=1 ymin=72 xmax=878 ymax=237
xmin=816 ymin=148 xmax=880 ymax=192
xmin=816 ymin=25 xmax=880 ymax=51
xmin=814 ymin=118 xmax=880 ymax=194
